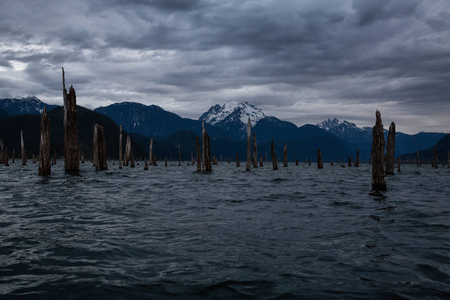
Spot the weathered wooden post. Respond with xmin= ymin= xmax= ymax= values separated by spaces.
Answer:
xmin=62 ymin=68 xmax=79 ymax=175
xmin=434 ymin=145 xmax=438 ymax=169
xmin=195 ymin=135 xmax=201 ymax=172
xmin=119 ymin=126 xmax=123 ymax=169
xmin=283 ymin=144 xmax=288 ymax=167
xmin=21 ymin=130 xmax=26 ymax=165
xmin=295 ymin=156 xmax=299 ymax=166
xmin=397 ymin=157 xmax=401 ymax=172
xmin=246 ymin=118 xmax=251 ymax=172
xmin=164 ymin=156 xmax=167 ymax=167
xmin=178 ymin=145 xmax=181 ymax=166
xmin=386 ymin=122 xmax=396 ymax=175
xmin=372 ymin=110 xmax=387 ymax=191
xmin=124 ymin=135 xmax=131 ymax=166
xmin=4 ymin=148 xmax=9 ymax=167
xmin=348 ymin=156 xmax=351 ymax=167
xmin=205 ymin=133 xmax=212 ymax=172
xmin=271 ymin=139 xmax=278 ymax=170
xmin=331 ymin=161 xmax=334 ymax=166
xmin=94 ymin=124 xmax=108 ymax=171
xmin=32 ymin=154 xmax=36 ymax=164
xmin=149 ymin=138 xmax=153 ymax=166
xmin=236 ymin=153 xmax=240 ymax=167
xmin=12 ymin=148 xmax=15 ymax=163
xmin=202 ymin=121 xmax=206 ymax=172
xmin=144 ymin=158 xmax=148 ymax=170
xmin=93 ymin=124 xmax=99 ymax=170
xmin=252 ymin=133 xmax=258 ymax=168
xmin=259 ymin=157 xmax=263 ymax=167
xmin=356 ymin=149 xmax=360 ymax=167
xmin=308 ymin=160 xmax=311 ymax=166
xmin=213 ymin=154 xmax=218 ymax=165
xmin=38 ymin=107 xmax=51 ymax=176
xmin=317 ymin=148 xmax=323 ymax=169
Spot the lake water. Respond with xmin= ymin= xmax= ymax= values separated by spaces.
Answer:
xmin=0 ymin=161 xmax=449 ymax=299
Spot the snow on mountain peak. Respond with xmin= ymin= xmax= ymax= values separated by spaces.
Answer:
xmin=201 ymin=101 xmax=266 ymax=127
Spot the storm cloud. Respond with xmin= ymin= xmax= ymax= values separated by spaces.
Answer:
xmin=0 ymin=0 xmax=449 ymax=133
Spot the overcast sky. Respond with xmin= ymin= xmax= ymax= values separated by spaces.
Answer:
xmin=1 ymin=0 xmax=449 ymax=134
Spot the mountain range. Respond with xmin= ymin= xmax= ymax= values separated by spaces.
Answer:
xmin=0 ymin=97 xmax=447 ymax=162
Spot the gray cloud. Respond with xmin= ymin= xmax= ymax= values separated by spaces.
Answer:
xmin=0 ymin=0 xmax=449 ymax=133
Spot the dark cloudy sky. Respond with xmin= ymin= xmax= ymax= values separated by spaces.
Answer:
xmin=1 ymin=0 xmax=449 ymax=134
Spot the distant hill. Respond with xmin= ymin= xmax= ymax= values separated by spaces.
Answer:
xmin=400 ymin=134 xmax=450 ymax=164
xmin=0 ymin=106 xmax=146 ymax=161
xmin=0 ymin=108 xmax=10 ymax=119
xmin=0 ymin=97 xmax=58 ymax=115
xmin=316 ymin=118 xmax=446 ymax=156
xmin=94 ymin=102 xmax=229 ymax=139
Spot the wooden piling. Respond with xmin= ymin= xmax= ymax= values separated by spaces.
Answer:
xmin=149 ymin=138 xmax=153 ymax=166
xmin=205 ymin=133 xmax=212 ymax=173
xmin=246 ymin=118 xmax=251 ymax=172
xmin=371 ymin=110 xmax=387 ymax=191
xmin=12 ymin=148 xmax=15 ymax=164
xmin=308 ymin=160 xmax=311 ymax=166
xmin=317 ymin=148 xmax=323 ymax=169
xmin=38 ymin=107 xmax=51 ymax=176
xmin=252 ymin=133 xmax=258 ymax=168
xmin=144 ymin=158 xmax=148 ymax=170
xmin=119 ymin=126 xmax=123 ymax=169
xmin=236 ymin=153 xmax=240 ymax=167
xmin=195 ymin=135 xmax=201 ymax=172
xmin=397 ymin=157 xmax=401 ymax=173
xmin=295 ymin=156 xmax=299 ymax=166
xmin=165 ymin=156 xmax=167 ymax=167
xmin=213 ymin=154 xmax=218 ymax=165
xmin=271 ymin=139 xmax=278 ymax=170
xmin=93 ymin=124 xmax=108 ymax=171
xmin=4 ymin=148 xmax=9 ymax=167
xmin=202 ymin=121 xmax=206 ymax=172
xmin=283 ymin=144 xmax=288 ymax=167
xmin=386 ymin=122 xmax=396 ymax=175
xmin=130 ymin=151 xmax=135 ymax=168
xmin=62 ymin=68 xmax=79 ymax=175
xmin=348 ymin=156 xmax=351 ymax=167
xmin=21 ymin=130 xmax=26 ymax=165
xmin=124 ymin=135 xmax=131 ymax=166
xmin=259 ymin=157 xmax=263 ymax=167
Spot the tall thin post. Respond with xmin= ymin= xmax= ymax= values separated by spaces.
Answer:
xmin=202 ymin=121 xmax=206 ymax=172
xmin=252 ymin=133 xmax=258 ymax=168
xmin=271 ymin=139 xmax=278 ymax=170
xmin=124 ymin=135 xmax=131 ymax=166
xmin=62 ymin=68 xmax=79 ymax=175
xmin=372 ymin=110 xmax=387 ymax=191
xmin=21 ymin=130 xmax=26 ymax=165
xmin=397 ymin=157 xmax=401 ymax=172
xmin=317 ymin=148 xmax=323 ymax=169
xmin=149 ymin=138 xmax=153 ymax=166
xmin=283 ymin=144 xmax=288 ymax=167
xmin=4 ymin=148 xmax=9 ymax=167
xmin=38 ymin=107 xmax=51 ymax=176
xmin=195 ymin=135 xmax=201 ymax=172
xmin=12 ymin=148 xmax=15 ymax=164
xmin=93 ymin=124 xmax=99 ymax=171
xmin=119 ymin=126 xmax=123 ymax=169
xmin=348 ymin=156 xmax=351 ymax=167
xmin=246 ymin=118 xmax=251 ymax=172
xmin=96 ymin=124 xmax=108 ymax=171
xmin=386 ymin=122 xmax=396 ymax=175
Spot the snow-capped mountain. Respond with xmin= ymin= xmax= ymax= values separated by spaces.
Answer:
xmin=0 ymin=97 xmax=58 ymax=115
xmin=199 ymin=101 xmax=266 ymax=140
xmin=316 ymin=118 xmax=446 ymax=155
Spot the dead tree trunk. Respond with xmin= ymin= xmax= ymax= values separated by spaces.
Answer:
xmin=252 ymin=133 xmax=258 ymax=168
xmin=195 ymin=135 xmax=201 ymax=172
xmin=246 ymin=118 xmax=251 ymax=172
xmin=205 ymin=133 xmax=212 ymax=173
xmin=130 ymin=151 xmax=135 ymax=168
xmin=202 ymin=121 xmax=206 ymax=173
xmin=165 ymin=156 xmax=168 ymax=167
xmin=271 ymin=139 xmax=278 ymax=170
xmin=4 ymin=148 xmax=9 ymax=167
xmin=62 ymin=68 xmax=79 ymax=175
xmin=260 ymin=157 xmax=263 ymax=167
xmin=295 ymin=156 xmax=299 ymax=166
xmin=144 ymin=158 xmax=148 ymax=170
xmin=356 ymin=149 xmax=360 ymax=167
xmin=119 ymin=126 xmax=123 ymax=169
xmin=309 ymin=160 xmax=311 ymax=166
xmin=397 ymin=157 xmax=401 ymax=173
xmin=348 ymin=156 xmax=351 ymax=167
xmin=317 ymin=148 xmax=323 ymax=169
xmin=213 ymin=154 xmax=218 ymax=165
xmin=21 ymin=130 xmax=26 ymax=166
xmin=149 ymin=138 xmax=153 ymax=166
xmin=39 ymin=107 xmax=51 ymax=176
xmin=12 ymin=148 xmax=15 ymax=164
xmin=236 ymin=153 xmax=240 ymax=167
xmin=372 ymin=110 xmax=387 ymax=191
xmin=124 ymin=135 xmax=131 ymax=166
xmin=283 ymin=144 xmax=288 ymax=167
xmin=93 ymin=124 xmax=99 ymax=170
xmin=94 ymin=124 xmax=108 ymax=171
xmin=434 ymin=145 xmax=438 ymax=169
xmin=386 ymin=122 xmax=396 ymax=175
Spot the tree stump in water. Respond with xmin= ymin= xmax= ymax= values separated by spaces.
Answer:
xmin=252 ymin=133 xmax=258 ymax=168
xmin=348 ymin=156 xmax=351 ymax=167
xmin=295 ymin=156 xmax=298 ymax=166
xmin=4 ymin=148 xmax=9 ymax=167
xmin=371 ymin=110 xmax=387 ymax=191
xmin=355 ymin=149 xmax=360 ymax=167
xmin=93 ymin=124 xmax=108 ymax=171
xmin=246 ymin=118 xmax=251 ymax=172
xmin=236 ymin=153 xmax=240 ymax=167
xmin=317 ymin=148 xmax=323 ymax=169
xmin=213 ymin=154 xmax=218 ymax=165
xmin=397 ymin=157 xmax=401 ymax=172
xmin=124 ymin=135 xmax=131 ymax=166
xmin=39 ymin=107 xmax=51 ymax=176
xmin=271 ymin=139 xmax=278 ymax=170
xmin=144 ymin=158 xmax=148 ymax=170
xmin=21 ymin=130 xmax=27 ymax=166
xmin=149 ymin=138 xmax=153 ymax=167
xmin=195 ymin=135 xmax=201 ymax=172
xmin=283 ymin=144 xmax=288 ymax=167
xmin=62 ymin=68 xmax=79 ymax=175
xmin=259 ymin=157 xmax=263 ymax=167
xmin=386 ymin=122 xmax=396 ymax=175
xmin=119 ymin=126 xmax=123 ymax=169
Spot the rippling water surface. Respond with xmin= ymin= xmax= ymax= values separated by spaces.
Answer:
xmin=0 ymin=161 xmax=449 ymax=299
